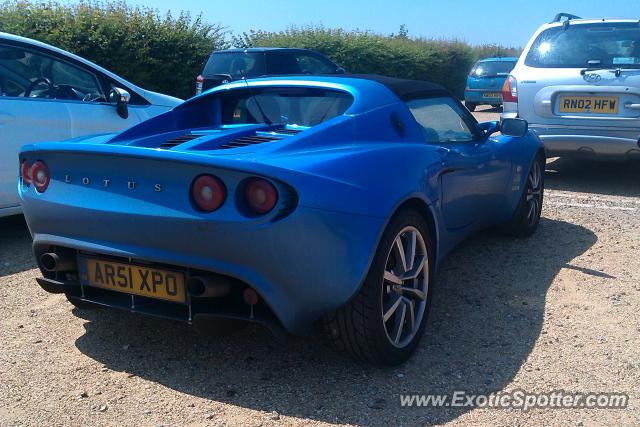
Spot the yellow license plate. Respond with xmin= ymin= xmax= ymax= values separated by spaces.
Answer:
xmin=483 ymin=92 xmax=502 ymax=99
xmin=558 ymin=96 xmax=619 ymax=114
xmin=83 ymin=257 xmax=186 ymax=303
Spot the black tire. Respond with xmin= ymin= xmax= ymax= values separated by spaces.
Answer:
xmin=504 ymin=154 xmax=545 ymax=237
xmin=466 ymin=102 xmax=478 ymax=112
xmin=323 ymin=209 xmax=434 ymax=365
xmin=65 ymin=294 xmax=102 ymax=309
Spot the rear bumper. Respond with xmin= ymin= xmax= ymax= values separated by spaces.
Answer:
xmin=464 ymin=89 xmax=502 ymax=105
xmin=36 ymin=276 xmax=288 ymax=338
xmin=529 ymin=124 xmax=640 ymax=159
xmin=23 ymin=199 xmax=385 ymax=335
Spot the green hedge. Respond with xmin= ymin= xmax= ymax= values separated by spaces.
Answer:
xmin=0 ymin=0 xmax=227 ymax=99
xmin=234 ymin=27 xmax=521 ymax=98
xmin=1 ymin=1 xmax=520 ymax=99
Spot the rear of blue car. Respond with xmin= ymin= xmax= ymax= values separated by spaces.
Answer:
xmin=464 ymin=58 xmax=517 ymax=111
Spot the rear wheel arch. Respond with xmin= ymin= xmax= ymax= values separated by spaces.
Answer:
xmin=322 ymin=198 xmax=439 ymax=364
xmin=389 ymin=197 xmax=438 ymax=266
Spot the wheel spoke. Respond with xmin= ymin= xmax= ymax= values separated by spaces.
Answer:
xmin=526 ymin=200 xmax=536 ymax=222
xmin=406 ymin=299 xmax=416 ymax=331
xmin=400 ymin=285 xmax=427 ymax=301
xmin=391 ymin=302 xmax=407 ymax=344
xmin=405 ymin=231 xmax=417 ymax=271
xmin=530 ymin=162 xmax=541 ymax=190
xmin=392 ymin=236 xmax=407 ymax=272
xmin=401 ymin=254 xmax=426 ymax=280
xmin=383 ymin=294 xmax=402 ymax=322
xmin=384 ymin=270 xmax=403 ymax=285
xmin=526 ymin=190 xmax=541 ymax=201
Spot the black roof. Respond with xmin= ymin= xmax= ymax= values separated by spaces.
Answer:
xmin=334 ymin=74 xmax=452 ymax=101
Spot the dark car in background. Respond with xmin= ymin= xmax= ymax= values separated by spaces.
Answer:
xmin=464 ymin=57 xmax=517 ymax=111
xmin=195 ymin=47 xmax=344 ymax=95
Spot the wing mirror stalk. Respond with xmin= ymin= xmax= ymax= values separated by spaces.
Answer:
xmin=109 ymin=87 xmax=130 ymax=119
xmin=479 ymin=118 xmax=528 ymax=139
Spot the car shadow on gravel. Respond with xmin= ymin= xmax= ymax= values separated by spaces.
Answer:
xmin=545 ymin=157 xmax=640 ymax=197
xmin=0 ymin=215 xmax=35 ymax=276
xmin=74 ymin=217 xmax=596 ymax=426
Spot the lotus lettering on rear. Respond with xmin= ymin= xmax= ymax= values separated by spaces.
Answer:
xmin=63 ymin=175 xmax=162 ymax=192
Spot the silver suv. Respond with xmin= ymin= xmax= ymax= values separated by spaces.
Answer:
xmin=502 ymin=13 xmax=640 ymax=160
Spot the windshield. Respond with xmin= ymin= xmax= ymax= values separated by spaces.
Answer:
xmin=203 ymin=52 xmax=266 ymax=78
xmin=219 ymin=87 xmax=353 ymax=126
xmin=525 ymin=22 xmax=640 ymax=68
xmin=470 ymin=60 xmax=516 ymax=77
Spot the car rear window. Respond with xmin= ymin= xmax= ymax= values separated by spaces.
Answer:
xmin=219 ymin=87 xmax=353 ymax=127
xmin=525 ymin=22 xmax=640 ymax=68
xmin=470 ymin=60 xmax=516 ymax=77
xmin=203 ymin=52 xmax=266 ymax=78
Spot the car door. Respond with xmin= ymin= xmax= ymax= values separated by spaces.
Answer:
xmin=0 ymin=43 xmax=73 ymax=211
xmin=407 ymin=96 xmax=511 ymax=230
xmin=0 ymin=41 xmax=143 ymax=212
xmin=37 ymin=48 xmax=143 ymax=136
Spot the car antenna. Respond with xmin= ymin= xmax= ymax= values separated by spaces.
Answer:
xmin=238 ymin=69 xmax=272 ymax=126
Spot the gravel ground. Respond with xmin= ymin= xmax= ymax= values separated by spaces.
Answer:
xmin=1 ymin=106 xmax=638 ymax=426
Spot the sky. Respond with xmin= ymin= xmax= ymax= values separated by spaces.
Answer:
xmin=118 ymin=0 xmax=640 ymax=47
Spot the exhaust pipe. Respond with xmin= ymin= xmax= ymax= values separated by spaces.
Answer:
xmin=40 ymin=252 xmax=76 ymax=272
xmin=187 ymin=276 xmax=231 ymax=298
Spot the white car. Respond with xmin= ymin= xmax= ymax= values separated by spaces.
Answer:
xmin=0 ymin=32 xmax=182 ymax=217
xmin=502 ymin=14 xmax=640 ymax=160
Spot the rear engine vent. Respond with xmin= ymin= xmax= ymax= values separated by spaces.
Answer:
xmin=159 ymin=133 xmax=203 ymax=149
xmin=218 ymin=134 xmax=281 ymax=150
xmin=272 ymin=128 xmax=303 ymax=135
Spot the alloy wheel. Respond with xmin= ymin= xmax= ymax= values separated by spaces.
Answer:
xmin=381 ymin=226 xmax=429 ymax=348
xmin=525 ymin=160 xmax=543 ymax=226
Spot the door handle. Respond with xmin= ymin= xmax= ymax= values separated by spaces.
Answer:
xmin=624 ymin=103 xmax=640 ymax=110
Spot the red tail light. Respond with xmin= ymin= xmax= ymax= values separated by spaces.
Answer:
xmin=195 ymin=75 xmax=204 ymax=95
xmin=501 ymin=75 xmax=518 ymax=102
xmin=244 ymin=178 xmax=278 ymax=214
xmin=191 ymin=174 xmax=226 ymax=212
xmin=30 ymin=161 xmax=50 ymax=193
xmin=20 ymin=160 xmax=31 ymax=185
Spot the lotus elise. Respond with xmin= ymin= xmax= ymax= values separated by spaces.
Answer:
xmin=19 ymin=75 xmax=545 ymax=365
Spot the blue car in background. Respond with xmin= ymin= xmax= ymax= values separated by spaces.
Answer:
xmin=19 ymin=75 xmax=544 ymax=365
xmin=464 ymin=57 xmax=518 ymax=111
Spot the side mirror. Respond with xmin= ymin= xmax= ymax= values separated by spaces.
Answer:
xmin=499 ymin=118 xmax=528 ymax=137
xmin=109 ymin=87 xmax=130 ymax=119
xmin=335 ymin=67 xmax=346 ymax=74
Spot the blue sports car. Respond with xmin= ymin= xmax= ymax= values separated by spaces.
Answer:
xmin=19 ymin=75 xmax=544 ymax=365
